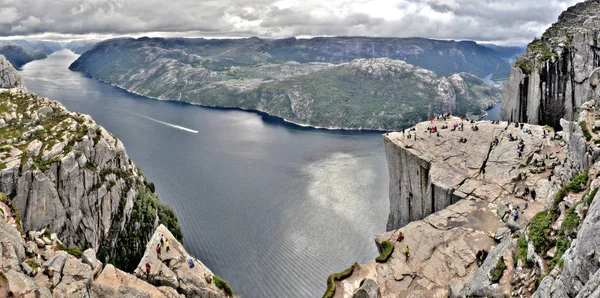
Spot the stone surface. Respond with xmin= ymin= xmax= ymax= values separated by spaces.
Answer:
xmin=494 ymin=227 xmax=512 ymax=241
xmin=385 ymin=118 xmax=562 ymax=230
xmin=353 ymin=278 xmax=380 ymax=298
xmin=0 ymin=214 xmax=26 ymax=271
xmin=463 ymin=238 xmax=515 ymax=298
xmin=5 ymin=269 xmax=36 ymax=295
xmin=0 ymin=55 xmax=27 ymax=91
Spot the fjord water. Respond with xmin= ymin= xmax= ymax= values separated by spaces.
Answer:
xmin=19 ymin=50 xmax=389 ymax=298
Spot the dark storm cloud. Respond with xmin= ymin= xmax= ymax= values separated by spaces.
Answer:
xmin=0 ymin=0 xmax=583 ymax=44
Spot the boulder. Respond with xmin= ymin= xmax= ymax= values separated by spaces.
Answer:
xmin=43 ymin=251 xmax=68 ymax=275
xmin=463 ymin=238 xmax=515 ymax=297
xmin=0 ymin=217 xmax=26 ymax=271
xmin=26 ymin=140 xmax=42 ymax=157
xmin=21 ymin=261 xmax=34 ymax=277
xmin=494 ymin=227 xmax=511 ymax=241
xmin=82 ymin=248 xmax=98 ymax=268
xmin=353 ymin=278 xmax=380 ymax=298
xmin=42 ymin=237 xmax=52 ymax=245
xmin=53 ymin=258 xmax=93 ymax=297
xmin=26 ymin=241 xmax=38 ymax=256
xmin=5 ymin=269 xmax=36 ymax=296
xmin=448 ymin=280 xmax=465 ymax=298
xmin=35 ymin=237 xmax=45 ymax=248
xmin=42 ymin=247 xmax=56 ymax=260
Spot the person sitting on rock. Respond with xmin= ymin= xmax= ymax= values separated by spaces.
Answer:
xmin=404 ymin=246 xmax=410 ymax=259
xmin=513 ymin=209 xmax=519 ymax=221
xmin=524 ymin=187 xmax=530 ymax=196
xmin=397 ymin=232 xmax=404 ymax=242
xmin=531 ymin=189 xmax=536 ymax=201
xmin=476 ymin=250 xmax=483 ymax=266
xmin=188 ymin=255 xmax=195 ymax=268
xmin=145 ymin=263 xmax=151 ymax=280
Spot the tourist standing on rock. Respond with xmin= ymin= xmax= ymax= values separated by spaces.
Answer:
xmin=476 ymin=250 xmax=483 ymax=266
xmin=160 ymin=234 xmax=164 ymax=247
xmin=414 ymin=132 xmax=417 ymax=140
xmin=156 ymin=244 xmax=161 ymax=258
xmin=513 ymin=209 xmax=519 ymax=221
xmin=165 ymin=239 xmax=170 ymax=252
xmin=145 ymin=263 xmax=151 ymax=280
xmin=531 ymin=189 xmax=536 ymax=201
xmin=404 ymin=246 xmax=410 ymax=259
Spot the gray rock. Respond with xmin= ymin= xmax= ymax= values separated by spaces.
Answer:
xmin=575 ymin=268 xmax=600 ymax=298
xmin=82 ymin=248 xmax=98 ymax=268
xmin=0 ymin=216 xmax=26 ymax=271
xmin=26 ymin=140 xmax=42 ymax=157
xmin=463 ymin=238 xmax=515 ymax=298
xmin=42 ymin=236 xmax=52 ymax=245
xmin=35 ymin=237 xmax=45 ymax=248
xmin=353 ymin=278 xmax=380 ymax=298
xmin=43 ymin=251 xmax=68 ymax=275
xmin=0 ymin=55 xmax=27 ymax=91
xmin=448 ymin=280 xmax=465 ymax=298
xmin=21 ymin=261 xmax=34 ymax=276
xmin=494 ymin=227 xmax=511 ymax=241
xmin=5 ymin=269 xmax=36 ymax=295
xmin=26 ymin=241 xmax=38 ymax=256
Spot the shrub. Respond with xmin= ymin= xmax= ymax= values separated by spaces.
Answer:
xmin=513 ymin=237 xmax=529 ymax=267
xmin=26 ymin=259 xmax=40 ymax=270
xmin=322 ymin=263 xmax=359 ymax=298
xmin=588 ymin=188 xmax=599 ymax=205
xmin=563 ymin=171 xmax=588 ymax=193
xmin=0 ymin=271 xmax=6 ymax=285
xmin=214 ymin=275 xmax=234 ymax=296
xmin=376 ymin=241 xmax=394 ymax=263
xmin=562 ymin=201 xmax=584 ymax=235
xmin=580 ymin=121 xmax=592 ymax=141
xmin=157 ymin=203 xmax=183 ymax=242
xmin=529 ymin=211 xmax=554 ymax=254
xmin=62 ymin=245 xmax=83 ymax=258
xmin=490 ymin=258 xmax=507 ymax=283
xmin=549 ymin=233 xmax=570 ymax=270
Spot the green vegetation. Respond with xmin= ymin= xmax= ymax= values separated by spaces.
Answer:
xmin=529 ymin=211 xmax=555 ymax=254
xmin=580 ymin=121 xmax=592 ymax=141
xmin=0 ymin=271 xmax=7 ymax=285
xmin=322 ymin=263 xmax=360 ymax=298
xmin=552 ymin=169 xmax=589 ymax=216
xmin=61 ymin=245 xmax=83 ymax=258
xmin=549 ymin=233 xmax=570 ymax=270
xmin=26 ymin=259 xmax=40 ymax=270
xmin=490 ymin=258 xmax=507 ymax=283
xmin=513 ymin=237 xmax=532 ymax=267
xmin=214 ymin=275 xmax=234 ymax=296
xmin=376 ymin=241 xmax=394 ymax=263
xmin=587 ymin=188 xmax=599 ymax=205
xmin=562 ymin=201 xmax=585 ymax=235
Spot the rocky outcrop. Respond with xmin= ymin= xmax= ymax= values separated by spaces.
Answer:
xmin=501 ymin=0 xmax=600 ymax=129
xmin=332 ymin=117 xmax=567 ymax=297
xmin=0 ymin=55 xmax=27 ymax=91
xmin=385 ymin=118 xmax=559 ymax=230
xmin=0 ymin=214 xmax=228 ymax=297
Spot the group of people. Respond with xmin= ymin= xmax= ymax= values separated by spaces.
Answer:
xmin=506 ymin=203 xmax=520 ymax=221
xmin=155 ymin=234 xmax=171 ymax=259
xmin=523 ymin=187 xmax=537 ymax=201
xmin=516 ymin=139 xmax=525 ymax=159
xmin=396 ymin=232 xmax=411 ymax=259
xmin=475 ymin=249 xmax=488 ymax=266
xmin=459 ymin=137 xmax=468 ymax=143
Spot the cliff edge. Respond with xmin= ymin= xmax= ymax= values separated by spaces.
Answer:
xmin=501 ymin=0 xmax=600 ymax=128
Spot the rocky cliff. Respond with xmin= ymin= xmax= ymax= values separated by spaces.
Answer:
xmin=0 ymin=213 xmax=230 ymax=297
xmin=0 ymin=55 xmax=27 ymax=91
xmin=0 ymin=58 xmax=182 ymax=273
xmin=501 ymin=0 xmax=600 ymax=129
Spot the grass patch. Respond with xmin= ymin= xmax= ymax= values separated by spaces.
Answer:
xmin=62 ymin=245 xmax=83 ymax=258
xmin=580 ymin=121 xmax=592 ymax=142
xmin=214 ymin=275 xmax=234 ymax=296
xmin=0 ymin=271 xmax=7 ymax=285
xmin=26 ymin=259 xmax=40 ymax=270
xmin=587 ymin=188 xmax=598 ymax=205
xmin=513 ymin=237 xmax=532 ymax=267
xmin=562 ymin=201 xmax=584 ymax=235
xmin=376 ymin=241 xmax=394 ymax=263
xmin=322 ymin=263 xmax=360 ymax=298
xmin=490 ymin=258 xmax=507 ymax=283
xmin=549 ymin=233 xmax=570 ymax=271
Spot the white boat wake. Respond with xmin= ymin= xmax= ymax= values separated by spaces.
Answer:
xmin=132 ymin=113 xmax=199 ymax=133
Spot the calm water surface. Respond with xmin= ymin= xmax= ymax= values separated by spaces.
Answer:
xmin=19 ymin=50 xmax=389 ymax=298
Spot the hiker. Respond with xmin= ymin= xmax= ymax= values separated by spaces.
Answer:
xmin=524 ymin=187 xmax=530 ymax=196
xmin=165 ymin=239 xmax=170 ymax=252
xmin=513 ymin=209 xmax=519 ymax=221
xmin=188 ymin=255 xmax=195 ymax=268
xmin=145 ymin=263 xmax=151 ymax=280
xmin=436 ymin=131 xmax=440 ymax=138
xmin=160 ymin=234 xmax=164 ymax=247
xmin=156 ymin=244 xmax=161 ymax=258
xmin=414 ymin=132 xmax=417 ymax=140
xmin=476 ymin=250 xmax=483 ymax=266
xmin=531 ymin=189 xmax=536 ymax=201
xmin=404 ymin=246 xmax=410 ymax=259
xmin=397 ymin=232 xmax=404 ymax=242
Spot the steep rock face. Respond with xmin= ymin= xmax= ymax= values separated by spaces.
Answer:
xmin=501 ymin=0 xmax=600 ymax=129
xmin=0 ymin=86 xmax=181 ymax=272
xmin=0 ymin=55 xmax=27 ymax=91
xmin=384 ymin=118 xmax=558 ymax=230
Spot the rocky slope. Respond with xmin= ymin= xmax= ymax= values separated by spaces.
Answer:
xmin=0 ymin=56 xmax=27 ymax=92
xmin=0 ymin=56 xmax=182 ymax=274
xmin=0 ymin=213 xmax=230 ymax=297
xmin=501 ymin=0 xmax=600 ymax=129
xmin=70 ymin=50 xmax=501 ymax=130
xmin=330 ymin=117 xmax=567 ymax=297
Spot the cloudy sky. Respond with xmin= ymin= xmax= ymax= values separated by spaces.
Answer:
xmin=0 ymin=0 xmax=582 ymax=44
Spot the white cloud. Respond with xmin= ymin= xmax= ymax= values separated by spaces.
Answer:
xmin=0 ymin=0 xmax=584 ymax=44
